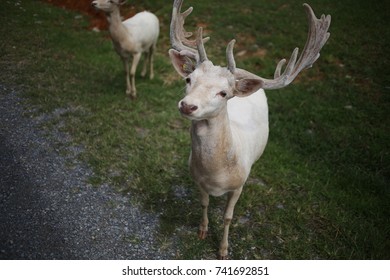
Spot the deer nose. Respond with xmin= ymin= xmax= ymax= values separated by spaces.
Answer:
xmin=180 ymin=101 xmax=198 ymax=115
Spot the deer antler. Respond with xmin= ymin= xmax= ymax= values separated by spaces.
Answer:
xmin=170 ymin=0 xmax=210 ymax=62
xmin=228 ymin=3 xmax=331 ymax=89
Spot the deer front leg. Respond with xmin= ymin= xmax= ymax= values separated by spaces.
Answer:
xmin=129 ymin=52 xmax=142 ymax=99
xmin=198 ymin=187 xmax=209 ymax=239
xmin=218 ymin=187 xmax=243 ymax=260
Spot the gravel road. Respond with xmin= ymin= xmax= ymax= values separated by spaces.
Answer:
xmin=0 ymin=85 xmax=175 ymax=259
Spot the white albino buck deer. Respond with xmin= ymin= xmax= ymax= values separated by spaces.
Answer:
xmin=92 ymin=0 xmax=159 ymax=99
xmin=169 ymin=0 xmax=331 ymax=259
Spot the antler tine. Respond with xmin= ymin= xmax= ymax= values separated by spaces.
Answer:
xmin=234 ymin=3 xmax=331 ymax=90
xmin=170 ymin=0 xmax=210 ymax=61
xmin=197 ymin=27 xmax=209 ymax=62
xmin=226 ymin=39 xmax=237 ymax=74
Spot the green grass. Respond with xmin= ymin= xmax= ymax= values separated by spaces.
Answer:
xmin=1 ymin=0 xmax=389 ymax=259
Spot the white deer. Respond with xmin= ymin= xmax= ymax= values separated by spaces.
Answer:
xmin=92 ymin=0 xmax=159 ymax=98
xmin=169 ymin=0 xmax=331 ymax=259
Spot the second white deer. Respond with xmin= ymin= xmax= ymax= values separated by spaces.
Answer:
xmin=92 ymin=0 xmax=159 ymax=99
xmin=169 ymin=0 xmax=331 ymax=259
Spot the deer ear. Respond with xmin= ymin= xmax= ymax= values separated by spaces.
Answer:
xmin=234 ymin=78 xmax=264 ymax=97
xmin=169 ymin=49 xmax=196 ymax=77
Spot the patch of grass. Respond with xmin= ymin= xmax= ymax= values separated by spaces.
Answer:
xmin=1 ymin=0 xmax=389 ymax=259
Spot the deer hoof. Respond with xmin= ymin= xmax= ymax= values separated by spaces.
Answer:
xmin=198 ymin=229 xmax=208 ymax=240
xmin=217 ymin=254 xmax=229 ymax=260
xmin=126 ymin=92 xmax=136 ymax=100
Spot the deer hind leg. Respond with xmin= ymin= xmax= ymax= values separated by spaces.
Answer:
xmin=129 ymin=52 xmax=142 ymax=99
xmin=218 ymin=186 xmax=243 ymax=260
xmin=198 ymin=187 xmax=209 ymax=240
xmin=141 ymin=44 xmax=156 ymax=79
xmin=148 ymin=43 xmax=156 ymax=80
xmin=141 ymin=52 xmax=148 ymax=78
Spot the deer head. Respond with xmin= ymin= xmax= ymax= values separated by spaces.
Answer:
xmin=91 ymin=0 xmax=126 ymax=13
xmin=169 ymin=0 xmax=331 ymax=121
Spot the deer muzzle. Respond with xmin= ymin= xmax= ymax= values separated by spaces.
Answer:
xmin=179 ymin=101 xmax=198 ymax=115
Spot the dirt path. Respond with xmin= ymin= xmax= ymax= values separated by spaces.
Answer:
xmin=0 ymin=85 xmax=175 ymax=259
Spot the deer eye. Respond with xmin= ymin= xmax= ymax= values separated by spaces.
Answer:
xmin=218 ymin=91 xmax=227 ymax=98
xmin=185 ymin=77 xmax=191 ymax=84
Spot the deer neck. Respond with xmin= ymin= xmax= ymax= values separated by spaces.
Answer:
xmin=190 ymin=109 xmax=238 ymax=174
xmin=106 ymin=8 xmax=133 ymax=48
